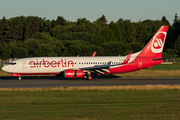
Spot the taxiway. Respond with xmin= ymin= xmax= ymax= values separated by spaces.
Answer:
xmin=0 ymin=76 xmax=180 ymax=88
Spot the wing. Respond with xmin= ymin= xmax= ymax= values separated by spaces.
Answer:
xmin=80 ymin=52 xmax=132 ymax=74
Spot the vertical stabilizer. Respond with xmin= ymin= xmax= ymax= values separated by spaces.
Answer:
xmin=138 ymin=26 xmax=168 ymax=58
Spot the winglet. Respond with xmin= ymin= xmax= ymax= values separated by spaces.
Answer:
xmin=92 ymin=51 xmax=96 ymax=57
xmin=121 ymin=52 xmax=132 ymax=64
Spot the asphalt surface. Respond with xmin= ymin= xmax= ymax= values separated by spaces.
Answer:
xmin=0 ymin=75 xmax=180 ymax=88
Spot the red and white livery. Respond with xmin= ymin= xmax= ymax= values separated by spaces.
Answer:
xmin=2 ymin=26 xmax=169 ymax=80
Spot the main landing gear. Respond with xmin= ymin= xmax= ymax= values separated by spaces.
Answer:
xmin=87 ymin=76 xmax=92 ymax=80
xmin=84 ymin=72 xmax=92 ymax=80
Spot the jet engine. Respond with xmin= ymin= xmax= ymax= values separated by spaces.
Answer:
xmin=63 ymin=69 xmax=84 ymax=78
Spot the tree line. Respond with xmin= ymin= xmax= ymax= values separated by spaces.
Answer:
xmin=0 ymin=14 xmax=180 ymax=59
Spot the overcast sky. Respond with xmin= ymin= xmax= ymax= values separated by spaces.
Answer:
xmin=0 ymin=0 xmax=179 ymax=24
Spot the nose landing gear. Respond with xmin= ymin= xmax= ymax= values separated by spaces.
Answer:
xmin=18 ymin=76 xmax=22 ymax=80
xmin=12 ymin=73 xmax=21 ymax=80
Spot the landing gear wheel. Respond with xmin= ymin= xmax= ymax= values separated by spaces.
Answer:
xmin=84 ymin=76 xmax=87 ymax=79
xmin=88 ymin=76 xmax=92 ymax=80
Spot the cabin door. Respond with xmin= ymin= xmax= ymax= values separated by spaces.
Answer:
xmin=22 ymin=60 xmax=27 ymax=69
xmin=138 ymin=58 xmax=142 ymax=68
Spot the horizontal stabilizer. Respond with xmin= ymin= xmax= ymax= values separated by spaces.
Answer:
xmin=151 ymin=55 xmax=177 ymax=61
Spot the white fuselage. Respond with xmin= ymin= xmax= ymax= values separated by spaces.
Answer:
xmin=2 ymin=53 xmax=139 ymax=74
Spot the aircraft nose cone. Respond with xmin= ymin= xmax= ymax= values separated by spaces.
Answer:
xmin=2 ymin=66 xmax=8 ymax=72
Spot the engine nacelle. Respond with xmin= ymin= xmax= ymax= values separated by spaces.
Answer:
xmin=75 ymin=70 xmax=84 ymax=78
xmin=64 ymin=69 xmax=74 ymax=78
xmin=64 ymin=69 xmax=84 ymax=78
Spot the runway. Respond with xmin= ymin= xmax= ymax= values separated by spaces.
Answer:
xmin=0 ymin=76 xmax=180 ymax=88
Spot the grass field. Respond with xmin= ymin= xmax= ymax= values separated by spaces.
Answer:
xmin=0 ymin=64 xmax=180 ymax=119
xmin=0 ymin=88 xmax=180 ymax=120
xmin=148 ymin=64 xmax=180 ymax=70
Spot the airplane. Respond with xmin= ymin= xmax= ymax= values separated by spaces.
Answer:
xmin=2 ymin=26 xmax=169 ymax=80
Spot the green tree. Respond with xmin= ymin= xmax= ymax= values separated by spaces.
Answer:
xmin=77 ymin=18 xmax=91 ymax=26
xmin=24 ymin=38 xmax=39 ymax=57
xmin=110 ymin=22 xmax=122 ymax=42
xmin=6 ymin=16 xmax=26 ymax=41
xmin=43 ymin=19 xmax=52 ymax=32
xmin=32 ymin=32 xmax=53 ymax=43
xmin=52 ymin=39 xmax=64 ymax=56
xmin=93 ymin=17 xmax=108 ymax=34
xmin=161 ymin=16 xmax=170 ymax=26
xmin=168 ymin=14 xmax=180 ymax=49
xmin=164 ymin=48 xmax=175 ymax=56
xmin=24 ymin=16 xmax=44 ymax=39
xmin=56 ymin=16 xmax=66 ymax=26
xmin=97 ymin=15 xmax=108 ymax=24
xmin=13 ymin=47 xmax=28 ymax=58
xmin=63 ymin=44 xmax=82 ymax=56
xmin=0 ymin=43 xmax=11 ymax=59
xmin=130 ymin=42 xmax=142 ymax=53
xmin=174 ymin=13 xmax=178 ymax=24
xmin=50 ymin=25 xmax=68 ymax=37
xmin=99 ymin=28 xmax=116 ymax=42
xmin=34 ymin=44 xmax=56 ymax=57
xmin=103 ymin=41 xmax=128 ymax=56
xmin=0 ymin=17 xmax=8 ymax=43
xmin=174 ymin=36 xmax=180 ymax=56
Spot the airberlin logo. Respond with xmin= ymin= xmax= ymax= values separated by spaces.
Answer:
xmin=153 ymin=39 xmax=163 ymax=49
xmin=29 ymin=59 xmax=74 ymax=68
xmin=151 ymin=32 xmax=166 ymax=53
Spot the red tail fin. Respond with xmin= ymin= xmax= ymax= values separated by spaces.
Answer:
xmin=138 ymin=26 xmax=168 ymax=58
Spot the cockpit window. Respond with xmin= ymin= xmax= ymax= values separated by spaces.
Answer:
xmin=7 ymin=63 xmax=16 ymax=65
